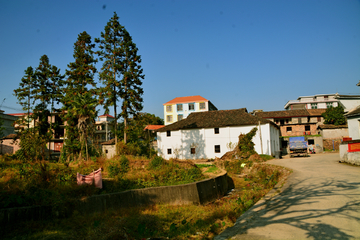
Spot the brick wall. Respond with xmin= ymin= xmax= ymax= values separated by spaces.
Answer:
xmin=280 ymin=124 xmax=317 ymax=137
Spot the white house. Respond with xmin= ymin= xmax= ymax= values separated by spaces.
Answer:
xmin=345 ymin=106 xmax=360 ymax=140
xmin=156 ymin=108 xmax=280 ymax=160
xmin=284 ymin=93 xmax=360 ymax=112
xmin=163 ymin=95 xmax=217 ymax=125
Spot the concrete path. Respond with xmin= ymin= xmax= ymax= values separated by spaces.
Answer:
xmin=215 ymin=153 xmax=360 ymax=240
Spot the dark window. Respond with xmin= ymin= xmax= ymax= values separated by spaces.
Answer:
xmin=214 ymin=128 xmax=219 ymax=134
xmin=177 ymin=114 xmax=183 ymax=121
xmin=317 ymin=117 xmax=321 ymax=122
xmin=308 ymin=139 xmax=314 ymax=145
xmin=280 ymin=120 xmax=284 ymax=125
xmin=105 ymin=150 xmax=108 ymax=153
xmin=281 ymin=140 xmax=288 ymax=148
xmin=287 ymin=127 xmax=292 ymax=132
xmin=167 ymin=148 xmax=172 ymax=154
xmin=167 ymin=131 xmax=171 ymax=137
xmin=189 ymin=103 xmax=195 ymax=111
xmin=191 ymin=148 xmax=196 ymax=154
xmin=215 ymin=145 xmax=221 ymax=153
xmin=298 ymin=118 xmax=302 ymax=123
xmin=305 ymin=125 xmax=310 ymax=131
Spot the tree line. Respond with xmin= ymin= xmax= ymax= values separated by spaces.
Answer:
xmin=13 ymin=12 xmax=162 ymax=161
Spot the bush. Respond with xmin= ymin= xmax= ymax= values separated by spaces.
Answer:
xmin=148 ymin=156 xmax=165 ymax=170
xmin=107 ymin=155 xmax=130 ymax=178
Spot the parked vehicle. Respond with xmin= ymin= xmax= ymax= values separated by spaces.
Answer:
xmin=289 ymin=137 xmax=308 ymax=157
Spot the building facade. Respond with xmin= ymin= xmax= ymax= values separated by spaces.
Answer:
xmin=157 ymin=109 xmax=280 ymax=160
xmin=284 ymin=94 xmax=339 ymax=110
xmin=163 ymin=95 xmax=217 ymax=125
xmin=255 ymin=109 xmax=326 ymax=153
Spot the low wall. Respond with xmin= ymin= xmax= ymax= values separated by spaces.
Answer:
xmin=339 ymin=140 xmax=360 ymax=165
xmin=1 ymin=172 xmax=232 ymax=226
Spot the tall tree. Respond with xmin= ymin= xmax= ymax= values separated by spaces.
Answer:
xmin=14 ymin=66 xmax=36 ymax=129
xmin=96 ymin=12 xmax=144 ymax=144
xmin=62 ymin=31 xmax=97 ymax=161
xmin=70 ymin=92 xmax=98 ymax=160
xmin=33 ymin=55 xmax=64 ymax=136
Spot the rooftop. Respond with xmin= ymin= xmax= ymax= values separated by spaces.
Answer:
xmin=163 ymin=95 xmax=208 ymax=105
xmin=157 ymin=108 xmax=277 ymax=132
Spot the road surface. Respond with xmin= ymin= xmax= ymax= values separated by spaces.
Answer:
xmin=215 ymin=152 xmax=360 ymax=240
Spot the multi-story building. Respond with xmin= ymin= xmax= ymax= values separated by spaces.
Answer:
xmin=284 ymin=94 xmax=339 ymax=110
xmin=163 ymin=95 xmax=217 ymax=125
xmin=284 ymin=93 xmax=360 ymax=112
xmin=255 ymin=109 xmax=327 ymax=154
xmin=95 ymin=114 xmax=115 ymax=144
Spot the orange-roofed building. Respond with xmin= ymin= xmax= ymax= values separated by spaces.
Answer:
xmin=163 ymin=95 xmax=217 ymax=125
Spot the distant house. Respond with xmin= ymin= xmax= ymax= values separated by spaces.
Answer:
xmin=0 ymin=110 xmax=18 ymax=136
xmin=284 ymin=93 xmax=360 ymax=112
xmin=157 ymin=108 xmax=280 ymax=160
xmin=95 ymin=114 xmax=115 ymax=145
xmin=255 ymin=109 xmax=326 ymax=153
xmin=163 ymin=95 xmax=217 ymax=125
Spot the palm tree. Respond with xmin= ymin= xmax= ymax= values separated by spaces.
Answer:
xmin=70 ymin=92 xmax=98 ymax=160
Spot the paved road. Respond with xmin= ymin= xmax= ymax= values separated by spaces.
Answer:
xmin=215 ymin=153 xmax=360 ymax=240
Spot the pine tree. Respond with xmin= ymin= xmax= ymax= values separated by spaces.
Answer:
xmin=62 ymin=31 xmax=97 ymax=161
xmin=96 ymin=12 xmax=144 ymax=144
xmin=14 ymin=66 xmax=36 ymax=129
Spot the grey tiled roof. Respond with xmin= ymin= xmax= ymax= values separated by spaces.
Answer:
xmin=157 ymin=108 xmax=277 ymax=132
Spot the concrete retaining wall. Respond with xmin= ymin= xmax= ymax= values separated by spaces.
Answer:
xmin=1 ymin=172 xmax=232 ymax=226
xmin=339 ymin=141 xmax=360 ymax=165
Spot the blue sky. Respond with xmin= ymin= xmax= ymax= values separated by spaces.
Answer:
xmin=1 ymin=0 xmax=359 ymax=119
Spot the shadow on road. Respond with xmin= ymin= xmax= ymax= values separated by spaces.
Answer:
xmin=216 ymin=178 xmax=360 ymax=240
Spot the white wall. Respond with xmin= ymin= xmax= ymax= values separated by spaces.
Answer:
xmin=339 ymin=99 xmax=360 ymax=112
xmin=157 ymin=124 xmax=280 ymax=160
xmin=347 ymin=118 xmax=360 ymax=140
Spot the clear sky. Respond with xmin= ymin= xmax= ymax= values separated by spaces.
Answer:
xmin=1 ymin=0 xmax=359 ymax=119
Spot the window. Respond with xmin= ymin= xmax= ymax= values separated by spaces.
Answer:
xmin=215 ymin=145 xmax=221 ymax=153
xmin=189 ymin=103 xmax=195 ymax=111
xmin=177 ymin=104 xmax=183 ymax=111
xmin=105 ymin=150 xmax=108 ymax=154
xmin=298 ymin=118 xmax=302 ymax=124
xmin=167 ymin=148 xmax=172 ymax=154
xmin=324 ymin=96 xmax=328 ymax=100
xmin=199 ymin=102 xmax=206 ymax=110
xmin=177 ymin=114 xmax=183 ymax=121
xmin=311 ymin=103 xmax=317 ymax=109
xmin=166 ymin=115 xmax=173 ymax=123
xmin=317 ymin=117 xmax=321 ymax=122
xmin=167 ymin=131 xmax=171 ymax=137
xmin=313 ymin=96 xmax=317 ymax=101
xmin=305 ymin=125 xmax=310 ymax=131
xmin=191 ymin=148 xmax=196 ymax=154
xmin=214 ymin=128 xmax=219 ymax=134
xmin=280 ymin=120 xmax=284 ymax=125
xmin=326 ymin=102 xmax=333 ymax=108
xmin=166 ymin=105 xmax=172 ymax=112
xmin=287 ymin=127 xmax=292 ymax=132
xmin=308 ymin=139 xmax=314 ymax=145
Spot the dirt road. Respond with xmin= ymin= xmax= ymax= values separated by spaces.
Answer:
xmin=215 ymin=152 xmax=360 ymax=240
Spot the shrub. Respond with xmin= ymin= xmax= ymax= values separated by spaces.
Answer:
xmin=107 ymin=155 xmax=130 ymax=178
xmin=148 ymin=156 xmax=165 ymax=170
